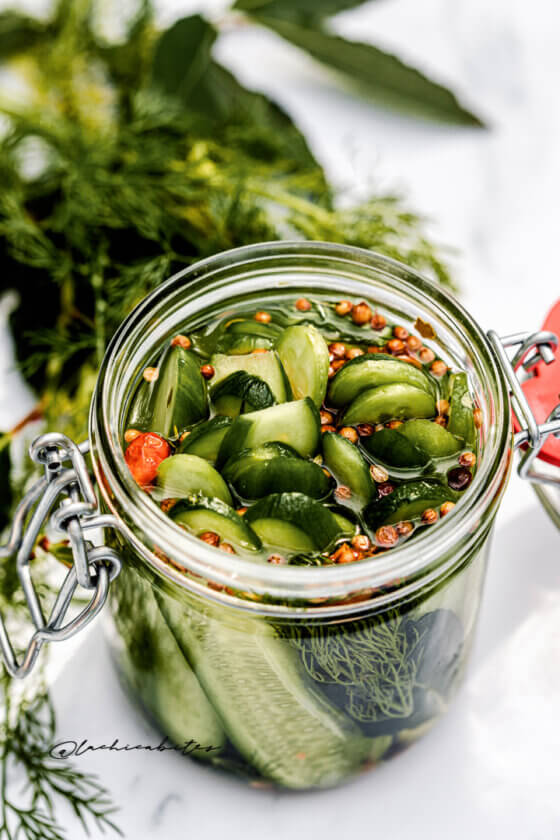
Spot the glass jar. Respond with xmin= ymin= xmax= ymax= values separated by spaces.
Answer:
xmin=89 ymin=242 xmax=516 ymax=790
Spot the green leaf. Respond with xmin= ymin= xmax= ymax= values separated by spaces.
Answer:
xmin=151 ymin=14 xmax=217 ymax=101
xmin=253 ymin=16 xmax=484 ymax=126
xmin=0 ymin=11 xmax=46 ymax=59
xmin=233 ymin=0 xmax=370 ymax=22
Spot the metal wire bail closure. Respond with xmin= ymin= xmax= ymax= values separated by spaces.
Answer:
xmin=0 ymin=433 xmax=122 ymax=679
xmin=488 ymin=330 xmax=560 ymax=486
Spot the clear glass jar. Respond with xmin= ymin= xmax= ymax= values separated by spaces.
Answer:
xmin=90 ymin=242 xmax=513 ymax=790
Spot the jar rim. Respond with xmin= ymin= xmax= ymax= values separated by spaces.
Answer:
xmin=90 ymin=241 xmax=512 ymax=613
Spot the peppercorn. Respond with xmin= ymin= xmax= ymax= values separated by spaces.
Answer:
xmin=142 ymin=366 xmax=159 ymax=383
xmin=351 ymin=301 xmax=372 ymax=325
xmin=434 ymin=415 xmax=448 ymax=427
xmin=255 ymin=311 xmax=271 ymax=323
xmin=328 ymin=365 xmax=336 ymax=379
xmin=447 ymin=466 xmax=473 ymax=491
xmin=346 ymin=347 xmax=364 ymax=360
xmin=396 ymin=521 xmax=414 ymax=537
xmin=440 ymin=501 xmax=456 ymax=516
xmin=351 ymin=534 xmax=371 ymax=552
xmin=387 ymin=338 xmax=405 ymax=354
xmin=367 ymin=345 xmax=383 ymax=354
xmin=335 ymin=300 xmax=353 ymax=316
xmin=219 ymin=542 xmax=236 ymax=553
xmin=236 ymin=507 xmax=248 ymax=516
xmin=473 ymin=408 xmax=483 ymax=428
xmin=386 ymin=419 xmax=403 ymax=429
xmin=295 ymin=298 xmax=312 ymax=311
xmin=430 ymin=360 xmax=448 ymax=377
xmin=334 ymin=485 xmax=352 ymax=501
xmin=200 ymin=364 xmax=215 ymax=380
xmin=339 ymin=426 xmax=358 ymax=444
xmin=436 ymin=399 xmax=450 ymax=415
xmin=268 ymin=554 xmax=287 ymax=564
xmin=393 ymin=325 xmax=409 ymax=340
xmin=321 ymin=424 xmax=337 ymax=434
xmin=421 ymin=508 xmax=438 ymax=524
xmin=328 ymin=341 xmax=346 ymax=359
xmin=370 ymin=312 xmax=387 ymax=330
xmin=171 ymin=334 xmax=191 ymax=349
xmin=395 ymin=354 xmax=423 ymax=369
xmin=320 ymin=410 xmax=334 ymax=426
xmin=160 ymin=498 xmax=177 ymax=513
xmin=370 ymin=464 xmax=389 ymax=483
xmin=459 ymin=451 xmax=477 ymax=468
xmin=124 ymin=428 xmax=142 ymax=444
xmin=374 ymin=424 xmax=385 ymax=432
xmin=377 ymin=482 xmax=395 ymax=497
xmin=356 ymin=423 xmax=375 ymax=436
xmin=419 ymin=347 xmax=435 ymax=364
xmin=331 ymin=359 xmax=346 ymax=373
xmin=199 ymin=531 xmax=220 ymax=547
xmin=406 ymin=335 xmax=422 ymax=352
xmin=375 ymin=525 xmax=399 ymax=547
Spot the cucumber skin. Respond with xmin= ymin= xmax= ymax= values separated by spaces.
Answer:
xmin=210 ymin=371 xmax=275 ymax=413
xmin=223 ymin=444 xmax=332 ymax=500
xmin=342 ymin=383 xmax=436 ymax=426
xmin=210 ymin=350 xmax=288 ymax=404
xmin=149 ymin=345 xmax=208 ymax=438
xmin=245 ymin=492 xmax=344 ymax=551
xmin=170 ymin=494 xmax=262 ymax=551
xmin=276 ymin=324 xmax=330 ymax=408
xmin=157 ymin=454 xmax=233 ymax=505
xmin=158 ymin=595 xmax=371 ymax=789
xmin=447 ymin=373 xmax=476 ymax=447
xmin=398 ymin=419 xmax=461 ymax=458
xmin=362 ymin=428 xmax=429 ymax=469
xmin=328 ymin=353 xmax=434 ymax=407
xmin=364 ymin=480 xmax=457 ymax=531
xmin=322 ymin=432 xmax=374 ymax=509
xmin=178 ymin=416 xmax=232 ymax=462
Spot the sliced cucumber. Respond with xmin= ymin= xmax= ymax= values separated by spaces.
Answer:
xmin=447 ymin=373 xmax=476 ymax=447
xmin=111 ymin=568 xmax=225 ymax=755
xmin=211 ymin=371 xmax=275 ymax=417
xmin=222 ymin=442 xmax=331 ymax=500
xmin=245 ymin=492 xmax=344 ymax=551
xmin=157 ymin=454 xmax=232 ymax=505
xmin=342 ymin=383 xmax=436 ymax=426
xmin=398 ymin=419 xmax=461 ymax=459
xmin=177 ymin=416 xmax=232 ymax=463
xmin=170 ymin=494 xmax=261 ymax=552
xmin=361 ymin=428 xmax=429 ymax=469
xmin=364 ymin=480 xmax=457 ymax=531
xmin=249 ymin=519 xmax=316 ymax=553
xmin=332 ymin=511 xmax=357 ymax=537
xmin=222 ymin=335 xmax=274 ymax=355
xmin=148 ymin=345 xmax=208 ymax=438
xmin=328 ymin=353 xmax=433 ymax=408
xmin=210 ymin=350 xmax=289 ymax=404
xmin=217 ymin=398 xmax=320 ymax=468
xmin=126 ymin=379 xmax=152 ymax=431
xmin=158 ymin=599 xmax=370 ymax=789
xmin=276 ymin=324 xmax=330 ymax=407
xmin=322 ymin=432 xmax=374 ymax=510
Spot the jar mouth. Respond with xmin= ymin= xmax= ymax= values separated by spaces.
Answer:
xmin=91 ymin=241 xmax=512 ymax=611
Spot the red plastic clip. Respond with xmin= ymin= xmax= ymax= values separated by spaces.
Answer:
xmin=519 ymin=300 xmax=560 ymax=467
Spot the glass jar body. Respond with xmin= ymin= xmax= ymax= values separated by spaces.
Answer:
xmin=90 ymin=241 xmax=512 ymax=790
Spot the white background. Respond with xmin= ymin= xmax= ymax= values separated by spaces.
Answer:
xmin=1 ymin=0 xmax=560 ymax=837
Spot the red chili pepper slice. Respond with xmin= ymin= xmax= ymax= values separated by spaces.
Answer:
xmin=125 ymin=432 xmax=171 ymax=487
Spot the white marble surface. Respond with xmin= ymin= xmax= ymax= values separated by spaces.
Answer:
xmin=2 ymin=0 xmax=560 ymax=837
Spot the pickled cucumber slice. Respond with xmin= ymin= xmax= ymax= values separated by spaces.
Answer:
xmin=342 ymin=383 xmax=436 ymax=426
xmin=322 ymin=432 xmax=374 ymax=510
xmin=170 ymin=494 xmax=261 ymax=552
xmin=210 ymin=350 xmax=289 ymax=404
xmin=159 ymin=599 xmax=371 ymax=788
xmin=148 ymin=344 xmax=208 ymax=438
xmin=276 ymin=324 xmax=330 ymax=407
xmin=245 ymin=492 xmax=344 ymax=551
xmin=127 ymin=379 xmax=152 ymax=432
xmin=447 ymin=373 xmax=476 ymax=447
xmin=217 ymin=398 xmax=320 ymax=467
xmin=111 ymin=569 xmax=225 ymax=755
xmin=210 ymin=371 xmax=275 ymax=417
xmin=398 ymin=419 xmax=461 ymax=459
xmin=157 ymin=454 xmax=232 ymax=505
xmin=364 ymin=480 xmax=457 ymax=531
xmin=361 ymin=428 xmax=429 ymax=469
xmin=222 ymin=442 xmax=331 ymax=500
xmin=328 ymin=353 xmax=433 ymax=408
xmin=177 ymin=416 xmax=232 ymax=462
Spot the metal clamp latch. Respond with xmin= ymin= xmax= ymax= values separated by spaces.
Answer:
xmin=0 ymin=433 xmax=122 ymax=679
xmin=488 ymin=330 xmax=560 ymax=487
